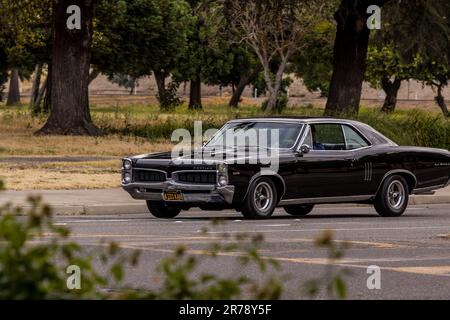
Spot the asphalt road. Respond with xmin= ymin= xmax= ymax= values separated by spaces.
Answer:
xmin=53 ymin=204 xmax=450 ymax=300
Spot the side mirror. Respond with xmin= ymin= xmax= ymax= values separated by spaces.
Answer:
xmin=300 ymin=144 xmax=311 ymax=154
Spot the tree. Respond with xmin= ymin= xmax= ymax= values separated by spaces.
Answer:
xmin=6 ymin=68 xmax=21 ymax=106
xmin=173 ymin=0 xmax=234 ymax=110
xmin=37 ymin=0 xmax=101 ymax=135
xmin=415 ymin=60 xmax=450 ymax=117
xmin=0 ymin=0 xmax=51 ymax=109
xmin=325 ymin=0 xmax=384 ymax=115
xmin=93 ymin=0 xmax=192 ymax=110
xmin=290 ymin=20 xmax=335 ymax=97
xmin=226 ymin=50 xmax=261 ymax=109
xmin=325 ymin=0 xmax=450 ymax=115
xmin=228 ymin=0 xmax=328 ymax=113
xmin=365 ymin=46 xmax=419 ymax=112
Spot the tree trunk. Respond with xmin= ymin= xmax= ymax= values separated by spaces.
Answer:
xmin=88 ymin=69 xmax=99 ymax=85
xmin=36 ymin=0 xmax=101 ymax=136
xmin=435 ymin=84 xmax=449 ymax=117
xmin=43 ymin=62 xmax=52 ymax=113
xmin=264 ymin=51 xmax=291 ymax=114
xmin=325 ymin=1 xmax=370 ymax=116
xmin=0 ymin=49 xmax=7 ymax=102
xmin=229 ymin=65 xmax=261 ymax=108
xmin=154 ymin=70 xmax=167 ymax=104
xmin=6 ymin=68 xmax=21 ymax=106
xmin=189 ymin=76 xmax=202 ymax=110
xmin=30 ymin=64 xmax=43 ymax=112
xmin=381 ymin=77 xmax=402 ymax=113
xmin=34 ymin=76 xmax=48 ymax=114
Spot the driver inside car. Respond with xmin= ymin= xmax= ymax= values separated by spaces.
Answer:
xmin=311 ymin=126 xmax=325 ymax=150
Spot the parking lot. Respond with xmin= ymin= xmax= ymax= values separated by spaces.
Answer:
xmin=52 ymin=204 xmax=450 ymax=299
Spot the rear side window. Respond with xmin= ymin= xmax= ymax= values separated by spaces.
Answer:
xmin=311 ymin=124 xmax=346 ymax=150
xmin=343 ymin=125 xmax=370 ymax=150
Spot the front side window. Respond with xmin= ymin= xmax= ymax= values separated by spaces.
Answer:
xmin=310 ymin=124 xmax=346 ymax=150
xmin=343 ymin=125 xmax=370 ymax=150
xmin=206 ymin=122 xmax=303 ymax=149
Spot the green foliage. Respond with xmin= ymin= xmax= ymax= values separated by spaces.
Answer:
xmin=108 ymin=74 xmax=140 ymax=94
xmin=304 ymin=230 xmax=350 ymax=300
xmin=142 ymin=230 xmax=283 ymax=300
xmin=157 ymin=80 xmax=182 ymax=111
xmin=0 ymin=0 xmax=51 ymax=72
xmin=290 ymin=20 xmax=335 ymax=97
xmin=173 ymin=1 xmax=234 ymax=86
xmin=94 ymin=0 xmax=192 ymax=82
xmin=365 ymin=46 xmax=419 ymax=89
xmin=0 ymin=196 xmax=139 ymax=299
xmin=383 ymin=0 xmax=450 ymax=64
xmin=357 ymin=108 xmax=450 ymax=150
xmin=95 ymin=104 xmax=450 ymax=150
xmin=260 ymin=76 xmax=293 ymax=113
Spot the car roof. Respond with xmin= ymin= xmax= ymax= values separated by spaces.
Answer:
xmin=226 ymin=116 xmax=397 ymax=146
xmin=228 ymin=116 xmax=352 ymax=123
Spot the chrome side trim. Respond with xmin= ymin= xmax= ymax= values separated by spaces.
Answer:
xmin=364 ymin=162 xmax=373 ymax=181
xmin=412 ymin=184 xmax=446 ymax=195
xmin=279 ymin=195 xmax=374 ymax=206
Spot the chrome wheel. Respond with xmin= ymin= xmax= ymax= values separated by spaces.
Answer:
xmin=253 ymin=182 xmax=274 ymax=213
xmin=387 ymin=180 xmax=405 ymax=209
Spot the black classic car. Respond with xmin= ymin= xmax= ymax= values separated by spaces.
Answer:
xmin=122 ymin=117 xmax=450 ymax=219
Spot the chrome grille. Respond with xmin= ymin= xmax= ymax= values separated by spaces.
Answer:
xmin=133 ymin=170 xmax=166 ymax=183
xmin=175 ymin=171 xmax=217 ymax=184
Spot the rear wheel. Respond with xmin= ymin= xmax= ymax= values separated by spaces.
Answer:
xmin=146 ymin=201 xmax=181 ymax=219
xmin=241 ymin=177 xmax=278 ymax=219
xmin=374 ymin=175 xmax=409 ymax=217
xmin=284 ymin=204 xmax=314 ymax=216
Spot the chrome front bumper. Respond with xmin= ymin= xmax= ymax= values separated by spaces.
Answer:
xmin=122 ymin=180 xmax=235 ymax=204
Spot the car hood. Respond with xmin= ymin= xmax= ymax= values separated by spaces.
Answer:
xmin=129 ymin=147 xmax=292 ymax=169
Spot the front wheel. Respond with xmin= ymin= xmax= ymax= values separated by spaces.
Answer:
xmin=146 ymin=201 xmax=181 ymax=219
xmin=374 ymin=175 xmax=409 ymax=217
xmin=284 ymin=204 xmax=314 ymax=216
xmin=241 ymin=177 xmax=278 ymax=219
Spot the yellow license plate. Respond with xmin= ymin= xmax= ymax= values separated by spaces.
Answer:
xmin=163 ymin=190 xmax=184 ymax=201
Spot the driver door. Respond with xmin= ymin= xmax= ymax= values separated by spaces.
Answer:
xmin=287 ymin=123 xmax=356 ymax=199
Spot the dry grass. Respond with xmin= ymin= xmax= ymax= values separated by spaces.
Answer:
xmin=0 ymin=109 xmax=173 ymax=156
xmin=0 ymin=160 xmax=121 ymax=190
xmin=0 ymin=106 xmax=175 ymax=190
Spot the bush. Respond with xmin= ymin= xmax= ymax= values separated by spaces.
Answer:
xmin=0 ymin=196 xmax=140 ymax=299
xmin=357 ymin=108 xmax=450 ymax=150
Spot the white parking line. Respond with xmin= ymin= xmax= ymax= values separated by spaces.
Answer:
xmin=57 ymin=219 xmax=133 ymax=223
xmin=203 ymin=225 xmax=450 ymax=234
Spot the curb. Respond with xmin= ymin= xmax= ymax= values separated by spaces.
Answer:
xmin=409 ymin=195 xmax=450 ymax=205
xmin=12 ymin=203 xmax=148 ymax=216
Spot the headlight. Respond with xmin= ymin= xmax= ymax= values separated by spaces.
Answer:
xmin=218 ymin=175 xmax=228 ymax=186
xmin=123 ymin=159 xmax=132 ymax=170
xmin=122 ymin=173 xmax=132 ymax=184
xmin=217 ymin=162 xmax=227 ymax=173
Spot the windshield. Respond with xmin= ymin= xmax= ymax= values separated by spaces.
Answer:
xmin=205 ymin=122 xmax=303 ymax=149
